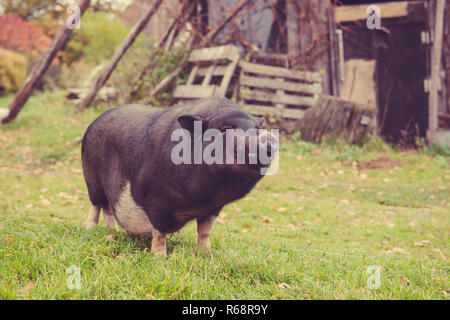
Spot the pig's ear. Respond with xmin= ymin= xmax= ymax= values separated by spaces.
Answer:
xmin=257 ymin=117 xmax=265 ymax=128
xmin=177 ymin=115 xmax=208 ymax=133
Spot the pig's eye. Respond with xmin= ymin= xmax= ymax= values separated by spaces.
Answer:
xmin=220 ymin=125 xmax=234 ymax=132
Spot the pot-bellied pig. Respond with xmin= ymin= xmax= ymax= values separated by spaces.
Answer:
xmin=81 ymin=97 xmax=278 ymax=257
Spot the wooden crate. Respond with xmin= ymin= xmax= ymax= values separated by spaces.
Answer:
xmin=237 ymin=61 xmax=323 ymax=120
xmin=173 ymin=45 xmax=241 ymax=99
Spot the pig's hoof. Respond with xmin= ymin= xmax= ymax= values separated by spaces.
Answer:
xmin=198 ymin=240 xmax=212 ymax=251
xmin=104 ymin=214 xmax=118 ymax=229
xmin=153 ymin=250 xmax=167 ymax=259
xmin=85 ymin=221 xmax=97 ymax=230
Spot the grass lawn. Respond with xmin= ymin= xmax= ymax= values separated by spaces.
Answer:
xmin=0 ymin=92 xmax=448 ymax=299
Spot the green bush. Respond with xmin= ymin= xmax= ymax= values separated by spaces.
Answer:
xmin=75 ymin=12 xmax=132 ymax=65
xmin=0 ymin=48 xmax=28 ymax=95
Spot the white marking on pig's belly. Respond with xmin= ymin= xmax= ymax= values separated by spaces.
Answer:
xmin=114 ymin=182 xmax=153 ymax=237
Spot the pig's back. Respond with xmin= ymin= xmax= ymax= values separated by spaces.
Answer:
xmin=83 ymin=104 xmax=161 ymax=145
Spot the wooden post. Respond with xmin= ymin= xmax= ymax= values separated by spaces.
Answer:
xmin=287 ymin=0 xmax=330 ymax=94
xmin=76 ymin=0 xmax=163 ymax=112
xmin=427 ymin=0 xmax=445 ymax=145
xmin=286 ymin=0 xmax=300 ymax=61
xmin=1 ymin=0 xmax=91 ymax=124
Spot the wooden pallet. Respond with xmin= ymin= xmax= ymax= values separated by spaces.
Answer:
xmin=173 ymin=45 xmax=241 ymax=99
xmin=237 ymin=61 xmax=323 ymax=120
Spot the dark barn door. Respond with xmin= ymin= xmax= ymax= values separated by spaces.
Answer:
xmin=376 ymin=21 xmax=428 ymax=145
xmin=336 ymin=0 xmax=428 ymax=146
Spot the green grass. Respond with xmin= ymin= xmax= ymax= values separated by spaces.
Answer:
xmin=0 ymin=92 xmax=449 ymax=299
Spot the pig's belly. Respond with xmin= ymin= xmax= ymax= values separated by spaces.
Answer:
xmin=113 ymin=182 xmax=153 ymax=237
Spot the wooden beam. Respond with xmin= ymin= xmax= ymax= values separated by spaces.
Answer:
xmin=427 ymin=0 xmax=445 ymax=144
xmin=240 ymin=75 xmax=322 ymax=94
xmin=335 ymin=1 xmax=414 ymax=23
xmin=240 ymin=88 xmax=317 ymax=107
xmin=241 ymin=104 xmax=306 ymax=120
xmin=1 ymin=0 xmax=91 ymax=124
xmin=173 ymin=85 xmax=218 ymax=98
xmin=76 ymin=0 xmax=163 ymax=112
xmin=239 ymin=61 xmax=322 ymax=82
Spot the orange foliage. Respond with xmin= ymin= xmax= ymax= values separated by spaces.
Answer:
xmin=0 ymin=14 xmax=51 ymax=59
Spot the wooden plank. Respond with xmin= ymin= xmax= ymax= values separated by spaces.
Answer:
xmin=189 ymin=45 xmax=241 ymax=63
xmin=240 ymin=88 xmax=318 ymax=107
xmin=241 ymin=104 xmax=306 ymax=119
xmin=202 ymin=63 xmax=216 ymax=86
xmin=240 ymin=74 xmax=322 ymax=94
xmin=239 ymin=61 xmax=322 ymax=82
xmin=327 ymin=7 xmax=339 ymax=96
xmin=186 ymin=64 xmax=199 ymax=85
xmin=217 ymin=59 xmax=238 ymax=97
xmin=196 ymin=65 xmax=229 ymax=77
xmin=335 ymin=1 xmax=415 ymax=23
xmin=428 ymin=0 xmax=445 ymax=144
xmin=173 ymin=85 xmax=218 ymax=98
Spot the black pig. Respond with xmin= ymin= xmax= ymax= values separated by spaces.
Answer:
xmin=81 ymin=98 xmax=278 ymax=257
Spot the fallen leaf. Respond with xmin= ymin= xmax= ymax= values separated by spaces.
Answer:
xmin=413 ymin=240 xmax=430 ymax=247
xmin=386 ymin=247 xmax=407 ymax=255
xmin=400 ymin=278 xmax=411 ymax=286
xmin=278 ymin=283 xmax=291 ymax=289
xmin=21 ymin=280 xmax=35 ymax=293
xmin=40 ymin=198 xmax=51 ymax=206
xmin=314 ymin=218 xmax=322 ymax=223
xmin=4 ymin=236 xmax=14 ymax=244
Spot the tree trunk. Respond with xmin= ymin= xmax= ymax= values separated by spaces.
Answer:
xmin=128 ymin=0 xmax=197 ymax=102
xmin=296 ymin=95 xmax=377 ymax=144
xmin=1 ymin=0 xmax=91 ymax=124
xmin=76 ymin=0 xmax=163 ymax=112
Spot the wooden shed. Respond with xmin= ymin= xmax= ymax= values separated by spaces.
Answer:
xmin=198 ymin=0 xmax=449 ymax=147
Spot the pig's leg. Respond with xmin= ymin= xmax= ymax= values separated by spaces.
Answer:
xmin=197 ymin=215 xmax=216 ymax=250
xmin=151 ymin=227 xmax=167 ymax=258
xmin=103 ymin=205 xmax=118 ymax=229
xmin=85 ymin=205 xmax=101 ymax=229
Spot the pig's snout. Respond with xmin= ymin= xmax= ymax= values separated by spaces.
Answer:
xmin=258 ymin=131 xmax=278 ymax=157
